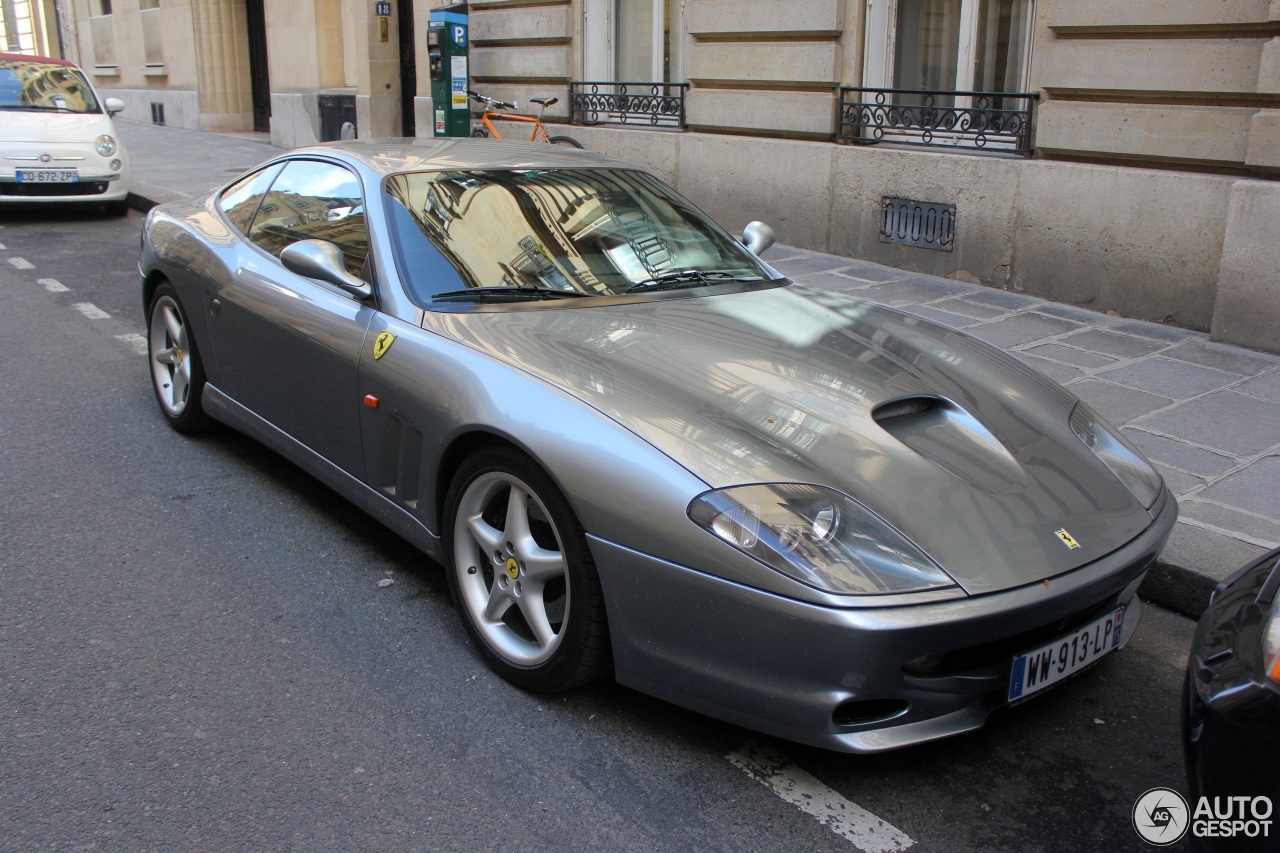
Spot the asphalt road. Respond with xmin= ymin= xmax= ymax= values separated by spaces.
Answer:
xmin=0 ymin=208 xmax=1199 ymax=852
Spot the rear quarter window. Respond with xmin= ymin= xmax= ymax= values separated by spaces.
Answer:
xmin=218 ymin=164 xmax=283 ymax=235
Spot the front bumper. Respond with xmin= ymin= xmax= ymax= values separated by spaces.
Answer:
xmin=592 ymin=487 xmax=1176 ymax=753
xmin=0 ymin=147 xmax=130 ymax=203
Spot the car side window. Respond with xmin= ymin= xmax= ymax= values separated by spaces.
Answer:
xmin=247 ymin=160 xmax=369 ymax=277
xmin=219 ymin=164 xmax=283 ymax=235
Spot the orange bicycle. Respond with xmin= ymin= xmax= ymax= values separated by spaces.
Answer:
xmin=468 ymin=90 xmax=584 ymax=148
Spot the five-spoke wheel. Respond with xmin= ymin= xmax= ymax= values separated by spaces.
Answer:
xmin=147 ymin=282 xmax=210 ymax=432
xmin=445 ymin=447 xmax=609 ymax=691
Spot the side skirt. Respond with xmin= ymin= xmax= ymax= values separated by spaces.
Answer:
xmin=202 ymin=382 xmax=444 ymax=563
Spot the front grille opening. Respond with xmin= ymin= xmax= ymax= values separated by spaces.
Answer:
xmin=833 ymin=698 xmax=910 ymax=728
xmin=0 ymin=181 xmax=109 ymax=197
xmin=903 ymin=596 xmax=1118 ymax=678
xmin=872 ymin=396 xmax=939 ymax=424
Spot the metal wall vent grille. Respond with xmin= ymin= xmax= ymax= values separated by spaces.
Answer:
xmin=880 ymin=197 xmax=955 ymax=252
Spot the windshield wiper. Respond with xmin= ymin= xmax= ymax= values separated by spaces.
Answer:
xmin=624 ymin=270 xmax=760 ymax=294
xmin=432 ymin=285 xmax=592 ymax=302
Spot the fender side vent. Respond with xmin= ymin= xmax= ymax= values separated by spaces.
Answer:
xmin=872 ymin=397 xmax=938 ymax=424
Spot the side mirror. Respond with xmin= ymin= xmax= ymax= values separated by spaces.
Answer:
xmin=280 ymin=239 xmax=373 ymax=300
xmin=104 ymin=97 xmax=125 ymax=117
xmin=741 ymin=220 xmax=775 ymax=256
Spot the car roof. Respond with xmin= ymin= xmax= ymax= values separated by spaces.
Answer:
xmin=289 ymin=138 xmax=637 ymax=176
xmin=0 ymin=52 xmax=76 ymax=68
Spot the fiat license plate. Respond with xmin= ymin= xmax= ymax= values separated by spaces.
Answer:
xmin=17 ymin=169 xmax=78 ymax=183
xmin=1008 ymin=605 xmax=1125 ymax=702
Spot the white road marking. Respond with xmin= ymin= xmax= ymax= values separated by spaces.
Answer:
xmin=116 ymin=333 xmax=148 ymax=356
xmin=73 ymin=302 xmax=111 ymax=320
xmin=727 ymin=740 xmax=914 ymax=853
xmin=9 ymin=257 xmax=34 ymax=270
xmin=38 ymin=278 xmax=68 ymax=293
xmin=0 ymin=242 xmax=7 ymax=249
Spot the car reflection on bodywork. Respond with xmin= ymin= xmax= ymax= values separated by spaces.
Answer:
xmin=139 ymin=138 xmax=1176 ymax=753
xmin=1184 ymin=546 xmax=1280 ymax=851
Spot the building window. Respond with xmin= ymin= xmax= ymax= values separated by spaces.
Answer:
xmin=583 ymin=0 xmax=682 ymax=84
xmin=574 ymin=0 xmax=687 ymax=128
xmin=0 ymin=0 xmax=38 ymax=53
xmin=100 ymin=1 xmax=113 ymax=15
xmin=844 ymin=0 xmax=1036 ymax=153
xmin=866 ymin=0 xmax=1033 ymax=98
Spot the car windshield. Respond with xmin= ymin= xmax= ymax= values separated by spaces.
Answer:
xmin=0 ymin=60 xmax=100 ymax=113
xmin=384 ymin=168 xmax=775 ymax=305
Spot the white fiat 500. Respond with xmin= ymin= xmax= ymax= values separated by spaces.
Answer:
xmin=0 ymin=52 xmax=130 ymax=215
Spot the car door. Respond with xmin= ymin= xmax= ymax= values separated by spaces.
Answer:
xmin=209 ymin=157 xmax=376 ymax=478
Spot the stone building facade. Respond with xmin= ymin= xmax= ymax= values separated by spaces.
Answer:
xmin=60 ymin=0 xmax=1280 ymax=351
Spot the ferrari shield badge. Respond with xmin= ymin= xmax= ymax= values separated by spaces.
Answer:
xmin=1055 ymin=528 xmax=1080 ymax=550
xmin=373 ymin=331 xmax=396 ymax=360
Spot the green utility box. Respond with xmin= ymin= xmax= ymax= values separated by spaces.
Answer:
xmin=428 ymin=5 xmax=469 ymax=137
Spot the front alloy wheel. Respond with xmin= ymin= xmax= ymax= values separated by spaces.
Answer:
xmin=445 ymin=448 xmax=610 ymax=691
xmin=147 ymin=283 xmax=210 ymax=433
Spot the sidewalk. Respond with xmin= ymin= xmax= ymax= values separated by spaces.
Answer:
xmin=115 ymin=118 xmax=1280 ymax=619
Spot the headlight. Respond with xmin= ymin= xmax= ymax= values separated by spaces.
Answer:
xmin=688 ymin=484 xmax=956 ymax=595
xmin=95 ymin=134 xmax=117 ymax=157
xmin=1070 ymin=402 xmax=1162 ymax=508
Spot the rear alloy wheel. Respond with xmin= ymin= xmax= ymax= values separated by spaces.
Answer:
xmin=147 ymin=283 xmax=211 ymax=433
xmin=445 ymin=447 xmax=610 ymax=692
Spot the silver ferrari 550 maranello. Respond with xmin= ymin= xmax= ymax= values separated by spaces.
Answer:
xmin=140 ymin=139 xmax=1176 ymax=753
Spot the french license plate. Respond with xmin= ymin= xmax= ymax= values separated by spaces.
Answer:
xmin=1007 ymin=605 xmax=1125 ymax=702
xmin=16 ymin=169 xmax=79 ymax=183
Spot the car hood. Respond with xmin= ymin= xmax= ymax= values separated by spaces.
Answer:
xmin=425 ymin=285 xmax=1158 ymax=595
xmin=0 ymin=111 xmax=115 ymax=144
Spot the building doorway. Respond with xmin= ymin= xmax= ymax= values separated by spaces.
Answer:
xmin=398 ymin=0 xmax=416 ymax=136
xmin=245 ymin=0 xmax=270 ymax=133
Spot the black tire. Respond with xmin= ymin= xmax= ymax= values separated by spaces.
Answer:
xmin=471 ymin=127 xmax=489 ymax=138
xmin=104 ymin=199 xmax=130 ymax=217
xmin=147 ymin=282 xmax=212 ymax=433
xmin=548 ymin=135 xmax=584 ymax=149
xmin=444 ymin=446 xmax=611 ymax=692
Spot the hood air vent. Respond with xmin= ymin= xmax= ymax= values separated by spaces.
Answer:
xmin=873 ymin=396 xmax=1028 ymax=493
xmin=872 ymin=396 xmax=938 ymax=424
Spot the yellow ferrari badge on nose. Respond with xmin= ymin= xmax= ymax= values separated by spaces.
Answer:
xmin=373 ymin=331 xmax=396 ymax=360
xmin=1055 ymin=528 xmax=1080 ymax=550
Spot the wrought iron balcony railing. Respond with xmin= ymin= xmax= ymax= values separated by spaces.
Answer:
xmin=570 ymin=82 xmax=689 ymax=129
xmin=837 ymin=87 xmax=1037 ymax=155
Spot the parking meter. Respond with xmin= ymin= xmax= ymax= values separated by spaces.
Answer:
xmin=428 ymin=5 xmax=469 ymax=137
